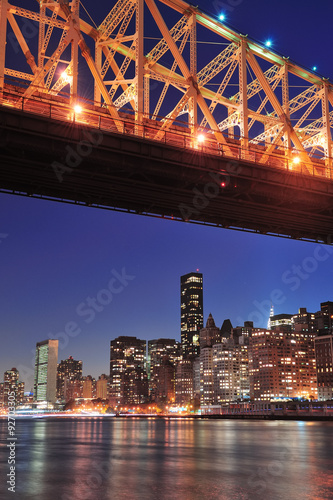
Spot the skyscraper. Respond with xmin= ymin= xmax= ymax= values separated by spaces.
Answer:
xmin=3 ymin=368 xmax=24 ymax=407
xmin=249 ymin=330 xmax=317 ymax=401
xmin=34 ymin=339 xmax=59 ymax=404
xmin=181 ymin=271 xmax=203 ymax=358
xmin=57 ymin=356 xmax=83 ymax=402
xmin=148 ymin=338 xmax=181 ymax=403
xmin=109 ymin=336 xmax=147 ymax=405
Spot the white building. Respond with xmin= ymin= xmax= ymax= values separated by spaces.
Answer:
xmin=213 ymin=341 xmax=240 ymax=405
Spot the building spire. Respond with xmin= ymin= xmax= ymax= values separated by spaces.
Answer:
xmin=267 ymin=303 xmax=274 ymax=330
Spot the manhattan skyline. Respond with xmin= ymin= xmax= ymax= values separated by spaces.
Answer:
xmin=1 ymin=0 xmax=333 ymax=386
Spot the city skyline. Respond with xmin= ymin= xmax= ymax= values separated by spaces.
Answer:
xmin=1 ymin=0 xmax=333 ymax=387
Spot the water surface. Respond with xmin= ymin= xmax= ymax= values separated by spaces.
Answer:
xmin=1 ymin=417 xmax=332 ymax=500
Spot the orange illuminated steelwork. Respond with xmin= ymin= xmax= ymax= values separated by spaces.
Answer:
xmin=0 ymin=0 xmax=332 ymax=176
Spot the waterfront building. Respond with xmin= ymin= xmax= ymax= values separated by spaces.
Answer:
xmin=199 ymin=314 xmax=221 ymax=350
xmin=122 ymin=367 xmax=148 ymax=404
xmin=213 ymin=341 xmax=241 ymax=405
xmin=109 ymin=336 xmax=147 ymax=405
xmin=96 ymin=374 xmax=109 ymax=400
xmin=33 ymin=339 xmax=59 ymax=404
xmin=149 ymin=358 xmax=176 ymax=403
xmin=200 ymin=346 xmax=214 ymax=405
xmin=249 ymin=330 xmax=317 ymax=401
xmin=57 ymin=356 xmax=82 ymax=401
xmin=175 ymin=359 xmax=193 ymax=404
xmin=3 ymin=368 xmax=24 ymax=407
xmin=82 ymin=375 xmax=95 ymax=399
xmin=181 ymin=272 xmax=203 ymax=358
xmin=315 ymin=334 xmax=333 ymax=401
xmin=148 ymin=338 xmax=180 ymax=402
xmin=193 ymin=358 xmax=201 ymax=398
xmin=63 ymin=378 xmax=82 ymax=403
xmin=148 ymin=338 xmax=181 ymax=372
xmin=238 ymin=335 xmax=250 ymax=400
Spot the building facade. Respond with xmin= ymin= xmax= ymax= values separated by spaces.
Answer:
xmin=57 ymin=356 xmax=82 ymax=402
xmin=109 ymin=336 xmax=147 ymax=405
xmin=175 ymin=359 xmax=194 ymax=404
xmin=315 ymin=334 xmax=333 ymax=401
xmin=249 ymin=330 xmax=317 ymax=401
xmin=181 ymin=272 xmax=203 ymax=358
xmin=199 ymin=314 xmax=221 ymax=350
xmin=213 ymin=341 xmax=240 ymax=405
xmin=34 ymin=339 xmax=59 ymax=404
xmin=3 ymin=368 xmax=24 ymax=407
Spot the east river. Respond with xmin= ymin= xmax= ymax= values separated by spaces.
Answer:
xmin=0 ymin=417 xmax=333 ymax=500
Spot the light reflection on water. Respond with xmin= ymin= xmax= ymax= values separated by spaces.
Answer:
xmin=0 ymin=418 xmax=333 ymax=500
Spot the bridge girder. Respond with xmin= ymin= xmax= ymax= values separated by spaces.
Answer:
xmin=0 ymin=0 xmax=333 ymax=188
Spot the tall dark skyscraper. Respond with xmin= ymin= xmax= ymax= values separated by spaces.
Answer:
xmin=181 ymin=272 xmax=203 ymax=358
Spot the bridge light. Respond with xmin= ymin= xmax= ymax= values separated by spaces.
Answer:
xmin=197 ymin=134 xmax=205 ymax=143
xmin=312 ymin=66 xmax=317 ymax=72
xmin=61 ymin=71 xmax=72 ymax=83
xmin=292 ymin=156 xmax=301 ymax=165
xmin=265 ymin=39 xmax=272 ymax=48
xmin=219 ymin=13 xmax=226 ymax=22
xmin=74 ymin=104 xmax=82 ymax=114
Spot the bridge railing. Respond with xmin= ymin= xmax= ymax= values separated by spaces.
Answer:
xmin=1 ymin=87 xmax=331 ymax=181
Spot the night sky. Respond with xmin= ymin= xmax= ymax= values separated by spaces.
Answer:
xmin=1 ymin=0 xmax=333 ymax=390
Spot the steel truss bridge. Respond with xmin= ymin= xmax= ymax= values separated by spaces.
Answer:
xmin=1 ymin=0 xmax=333 ymax=243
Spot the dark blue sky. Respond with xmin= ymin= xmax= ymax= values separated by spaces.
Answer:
xmin=1 ymin=0 xmax=333 ymax=389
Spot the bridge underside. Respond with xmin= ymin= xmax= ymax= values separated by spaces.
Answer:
xmin=1 ymin=107 xmax=333 ymax=243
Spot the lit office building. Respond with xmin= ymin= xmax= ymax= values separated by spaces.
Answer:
xmin=181 ymin=272 xmax=203 ymax=358
xmin=232 ymin=321 xmax=253 ymax=344
xmin=148 ymin=338 xmax=180 ymax=403
xmin=315 ymin=334 xmax=333 ymax=401
xmin=148 ymin=338 xmax=181 ymax=376
xmin=3 ymin=368 xmax=24 ymax=407
xmin=122 ymin=367 xmax=148 ymax=404
xmin=175 ymin=359 xmax=193 ymax=404
xmin=109 ymin=336 xmax=147 ymax=405
xmin=193 ymin=358 xmax=201 ymax=398
xmin=213 ymin=341 xmax=240 ymax=405
xmin=270 ymin=314 xmax=294 ymax=333
xmin=292 ymin=308 xmax=316 ymax=335
xmin=63 ymin=379 xmax=82 ymax=403
xmin=34 ymin=339 xmax=59 ymax=404
xmin=57 ymin=356 xmax=83 ymax=402
xmin=249 ymin=330 xmax=317 ymax=401
xmin=199 ymin=314 xmax=221 ymax=350
xmin=315 ymin=301 xmax=333 ymax=335
xmin=200 ymin=346 xmax=214 ymax=405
